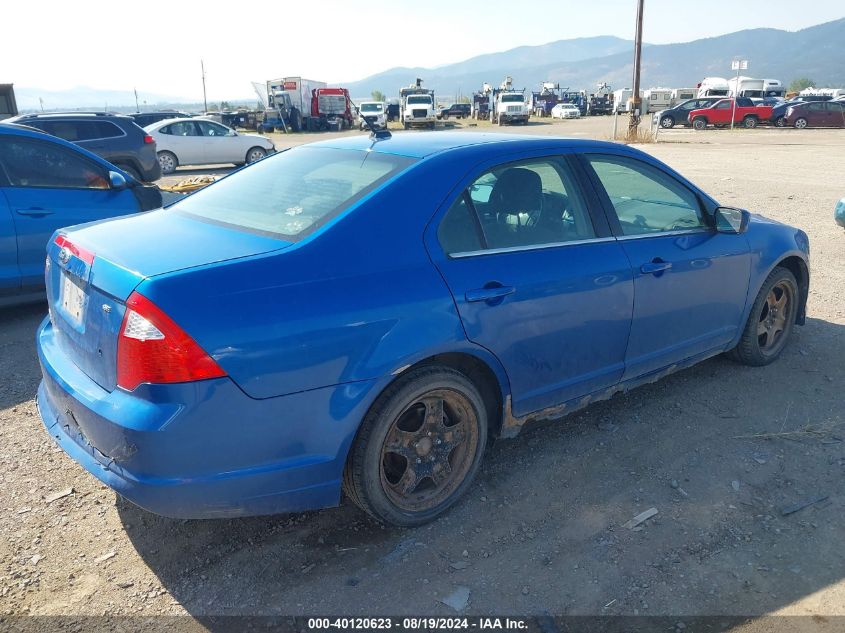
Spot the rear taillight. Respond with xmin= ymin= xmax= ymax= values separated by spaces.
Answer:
xmin=54 ymin=235 xmax=95 ymax=265
xmin=143 ymin=135 xmax=154 ymax=144
xmin=117 ymin=291 xmax=226 ymax=391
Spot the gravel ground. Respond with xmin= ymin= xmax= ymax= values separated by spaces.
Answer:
xmin=1 ymin=117 xmax=844 ymax=623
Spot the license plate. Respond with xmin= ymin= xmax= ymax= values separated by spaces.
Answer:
xmin=61 ymin=273 xmax=86 ymax=326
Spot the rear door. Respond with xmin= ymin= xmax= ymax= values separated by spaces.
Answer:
xmin=426 ymin=152 xmax=634 ymax=417
xmin=160 ymin=120 xmax=204 ymax=166
xmin=196 ymin=121 xmax=242 ymax=164
xmin=0 ymin=137 xmax=140 ymax=290
xmin=582 ymin=153 xmax=750 ymax=379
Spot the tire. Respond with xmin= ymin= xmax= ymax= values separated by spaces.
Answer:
xmin=429 ymin=121 xmax=436 ymax=130
xmin=290 ymin=109 xmax=302 ymax=132
xmin=774 ymin=116 xmax=786 ymax=128
xmin=743 ymin=116 xmax=758 ymax=129
xmin=342 ymin=366 xmax=488 ymax=526
xmin=794 ymin=117 xmax=808 ymax=129
xmin=157 ymin=151 xmax=177 ymax=175
xmin=729 ymin=267 xmax=799 ymax=366
xmin=692 ymin=117 xmax=707 ymax=131
xmin=660 ymin=115 xmax=675 ymax=129
xmin=403 ymin=122 xmax=410 ymax=130
xmin=116 ymin=163 xmax=142 ymax=181
xmin=245 ymin=146 xmax=266 ymax=164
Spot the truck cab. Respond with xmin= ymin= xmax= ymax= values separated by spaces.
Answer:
xmin=400 ymin=87 xmax=436 ymax=130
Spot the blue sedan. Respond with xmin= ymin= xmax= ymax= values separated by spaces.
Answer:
xmin=35 ymin=133 xmax=810 ymax=526
xmin=0 ymin=123 xmax=161 ymax=306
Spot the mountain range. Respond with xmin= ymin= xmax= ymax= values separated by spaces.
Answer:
xmin=12 ymin=18 xmax=845 ymax=109
xmin=345 ymin=17 xmax=845 ymax=99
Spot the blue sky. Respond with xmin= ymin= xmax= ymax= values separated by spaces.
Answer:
xmin=3 ymin=0 xmax=843 ymax=102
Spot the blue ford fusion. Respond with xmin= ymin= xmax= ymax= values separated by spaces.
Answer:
xmin=36 ymin=132 xmax=809 ymax=526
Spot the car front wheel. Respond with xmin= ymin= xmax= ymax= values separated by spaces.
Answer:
xmin=660 ymin=115 xmax=675 ymax=129
xmin=157 ymin=151 xmax=177 ymax=175
xmin=343 ymin=366 xmax=487 ymax=526
xmin=692 ymin=117 xmax=707 ymax=130
xmin=730 ymin=267 xmax=799 ymax=366
xmin=245 ymin=146 xmax=267 ymax=164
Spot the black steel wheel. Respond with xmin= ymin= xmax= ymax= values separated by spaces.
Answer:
xmin=343 ymin=366 xmax=487 ymax=526
xmin=730 ymin=267 xmax=798 ymax=366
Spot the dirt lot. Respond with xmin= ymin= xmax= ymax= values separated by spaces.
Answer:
xmin=2 ymin=116 xmax=844 ymax=624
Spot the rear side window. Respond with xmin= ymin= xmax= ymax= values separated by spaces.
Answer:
xmin=174 ymin=147 xmax=416 ymax=239
xmin=438 ymin=157 xmax=595 ymax=255
xmin=0 ymin=139 xmax=109 ymax=189
xmin=32 ymin=119 xmax=123 ymax=141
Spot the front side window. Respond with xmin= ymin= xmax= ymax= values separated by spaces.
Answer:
xmin=438 ymin=157 xmax=595 ymax=255
xmin=198 ymin=121 xmax=231 ymax=137
xmin=587 ymin=155 xmax=705 ymax=236
xmin=715 ymin=101 xmax=731 ymax=110
xmin=0 ymin=139 xmax=109 ymax=189
xmin=174 ymin=147 xmax=416 ymax=239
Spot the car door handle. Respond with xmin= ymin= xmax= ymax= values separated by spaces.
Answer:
xmin=16 ymin=207 xmax=54 ymax=217
xmin=465 ymin=284 xmax=516 ymax=303
xmin=640 ymin=260 xmax=673 ymax=275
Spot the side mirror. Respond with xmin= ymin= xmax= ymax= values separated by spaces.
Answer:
xmin=109 ymin=171 xmax=128 ymax=189
xmin=714 ymin=206 xmax=750 ymax=234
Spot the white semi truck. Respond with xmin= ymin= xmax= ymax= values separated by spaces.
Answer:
xmin=727 ymin=76 xmax=786 ymax=100
xmin=490 ymin=77 xmax=530 ymax=125
xmin=697 ymin=77 xmax=730 ymax=98
xmin=400 ymin=79 xmax=436 ymax=130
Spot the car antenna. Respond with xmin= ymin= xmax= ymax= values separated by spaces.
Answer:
xmin=358 ymin=102 xmax=391 ymax=141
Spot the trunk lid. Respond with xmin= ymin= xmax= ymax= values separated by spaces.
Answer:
xmin=46 ymin=210 xmax=289 ymax=391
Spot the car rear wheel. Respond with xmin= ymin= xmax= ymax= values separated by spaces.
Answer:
xmin=774 ymin=116 xmax=786 ymax=128
xmin=245 ymin=147 xmax=266 ymax=164
xmin=157 ymin=151 xmax=177 ymax=175
xmin=743 ymin=116 xmax=758 ymax=129
xmin=692 ymin=117 xmax=707 ymax=130
xmin=343 ymin=366 xmax=487 ymax=526
xmin=794 ymin=117 xmax=808 ymax=129
xmin=730 ymin=267 xmax=798 ymax=366
xmin=660 ymin=115 xmax=675 ymax=129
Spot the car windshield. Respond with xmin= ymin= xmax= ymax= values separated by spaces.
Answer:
xmin=174 ymin=147 xmax=416 ymax=240
xmin=502 ymin=94 xmax=524 ymax=103
xmin=407 ymin=96 xmax=431 ymax=104
xmin=361 ymin=103 xmax=382 ymax=112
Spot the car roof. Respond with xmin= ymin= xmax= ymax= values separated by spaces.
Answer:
xmin=306 ymin=132 xmax=628 ymax=159
xmin=13 ymin=111 xmax=134 ymax=121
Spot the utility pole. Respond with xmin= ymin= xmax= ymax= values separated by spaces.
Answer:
xmin=627 ymin=0 xmax=645 ymax=140
xmin=201 ymin=60 xmax=208 ymax=113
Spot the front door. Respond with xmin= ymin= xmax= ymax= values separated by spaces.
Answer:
xmin=583 ymin=153 xmax=751 ymax=379
xmin=0 ymin=137 xmax=139 ymax=290
xmin=427 ymin=154 xmax=634 ymax=417
xmin=196 ymin=121 xmax=241 ymax=164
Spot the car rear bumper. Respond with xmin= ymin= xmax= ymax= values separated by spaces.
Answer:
xmin=36 ymin=317 xmax=377 ymax=519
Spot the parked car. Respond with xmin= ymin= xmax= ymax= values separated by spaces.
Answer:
xmin=551 ymin=103 xmax=581 ymax=119
xmin=129 ymin=111 xmax=193 ymax=128
xmin=6 ymin=112 xmax=161 ymax=182
xmin=36 ymin=133 xmax=809 ymax=526
xmin=770 ymin=98 xmax=834 ymax=127
xmin=783 ymin=101 xmax=845 ymax=129
xmin=0 ymin=123 xmax=161 ymax=306
xmin=689 ymin=97 xmax=774 ymax=129
xmin=437 ymin=104 xmax=471 ymax=120
xmin=835 ymin=198 xmax=845 ymax=230
xmin=145 ymin=118 xmax=275 ymax=174
xmin=652 ymin=98 xmax=723 ymax=129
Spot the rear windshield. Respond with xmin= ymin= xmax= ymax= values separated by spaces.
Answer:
xmin=173 ymin=147 xmax=416 ymax=240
